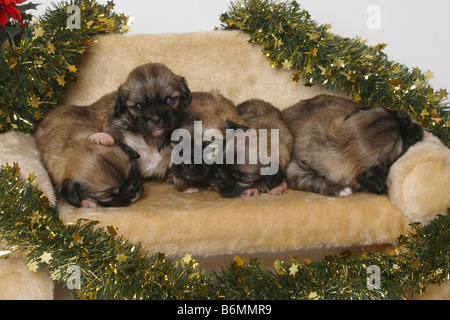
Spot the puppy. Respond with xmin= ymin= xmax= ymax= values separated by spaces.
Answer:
xmin=171 ymin=91 xmax=247 ymax=193
xmin=282 ymin=94 xmax=424 ymax=197
xmin=213 ymin=99 xmax=293 ymax=198
xmin=89 ymin=62 xmax=192 ymax=180
xmin=35 ymin=104 xmax=143 ymax=208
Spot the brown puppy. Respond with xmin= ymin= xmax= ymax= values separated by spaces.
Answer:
xmin=171 ymin=91 xmax=247 ymax=193
xmin=35 ymin=104 xmax=143 ymax=208
xmin=213 ymin=99 xmax=293 ymax=198
xmin=89 ymin=62 xmax=192 ymax=180
xmin=282 ymin=94 xmax=424 ymax=197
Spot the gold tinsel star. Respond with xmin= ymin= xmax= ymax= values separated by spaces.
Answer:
xmin=72 ymin=232 xmax=84 ymax=244
xmin=47 ymin=43 xmax=56 ymax=54
xmin=56 ymin=75 xmax=66 ymax=87
xmin=40 ymin=252 xmax=52 ymax=264
xmin=282 ymin=60 xmax=293 ymax=70
xmin=67 ymin=64 xmax=78 ymax=73
xmin=438 ymin=89 xmax=448 ymax=99
xmin=424 ymin=70 xmax=434 ymax=80
xmin=27 ymin=260 xmax=39 ymax=273
xmin=289 ymin=263 xmax=299 ymax=276
xmin=375 ymin=43 xmax=387 ymax=52
xmin=182 ymin=253 xmax=193 ymax=264
xmin=116 ymin=253 xmax=127 ymax=263
xmin=33 ymin=27 xmax=45 ymax=39
xmin=28 ymin=95 xmax=41 ymax=108
xmin=309 ymin=47 xmax=318 ymax=57
xmin=233 ymin=255 xmax=245 ymax=266
xmin=333 ymin=58 xmax=345 ymax=68
xmin=107 ymin=1 xmax=115 ymax=9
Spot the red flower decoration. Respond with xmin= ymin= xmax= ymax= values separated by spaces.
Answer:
xmin=0 ymin=0 xmax=27 ymax=29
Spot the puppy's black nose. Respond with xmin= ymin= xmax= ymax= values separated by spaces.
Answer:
xmin=150 ymin=115 xmax=162 ymax=125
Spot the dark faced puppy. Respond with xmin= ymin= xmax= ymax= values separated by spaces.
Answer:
xmin=212 ymin=99 xmax=293 ymax=198
xmin=35 ymin=104 xmax=143 ymax=208
xmin=282 ymin=94 xmax=424 ymax=197
xmin=89 ymin=63 xmax=192 ymax=180
xmin=170 ymin=91 xmax=247 ymax=193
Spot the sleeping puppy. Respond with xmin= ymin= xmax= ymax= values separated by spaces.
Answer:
xmin=282 ymin=94 xmax=424 ymax=197
xmin=212 ymin=99 xmax=293 ymax=198
xmin=35 ymin=104 xmax=143 ymax=208
xmin=171 ymin=91 xmax=247 ymax=193
xmin=89 ymin=62 xmax=192 ymax=180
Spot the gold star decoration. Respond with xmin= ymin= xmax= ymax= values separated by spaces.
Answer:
xmin=56 ymin=75 xmax=66 ymax=87
xmin=47 ymin=43 xmax=56 ymax=54
xmin=34 ymin=110 xmax=43 ymax=120
xmin=107 ymin=1 xmax=115 ymax=9
xmin=31 ymin=211 xmax=41 ymax=224
xmin=309 ymin=47 xmax=318 ymax=57
xmin=424 ymin=70 xmax=434 ymax=80
xmin=28 ymin=95 xmax=41 ymax=108
xmin=182 ymin=253 xmax=193 ymax=264
xmin=107 ymin=225 xmax=118 ymax=237
xmin=116 ymin=253 xmax=127 ymax=264
xmin=421 ymin=109 xmax=430 ymax=117
xmin=427 ymin=92 xmax=439 ymax=102
xmin=40 ymin=252 xmax=52 ymax=264
xmin=333 ymin=57 xmax=345 ymax=68
xmin=67 ymin=64 xmax=78 ymax=73
xmin=233 ymin=255 xmax=245 ymax=266
xmin=72 ymin=232 xmax=84 ymax=244
xmin=438 ymin=89 xmax=448 ymax=100
xmin=375 ymin=43 xmax=387 ymax=52
xmin=27 ymin=260 xmax=39 ymax=272
xmin=289 ymin=263 xmax=299 ymax=276
xmin=33 ymin=27 xmax=45 ymax=39
xmin=412 ymin=67 xmax=421 ymax=74
xmin=282 ymin=59 xmax=293 ymax=70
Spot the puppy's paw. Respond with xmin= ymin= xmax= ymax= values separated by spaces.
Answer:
xmin=89 ymin=132 xmax=116 ymax=146
xmin=241 ymin=188 xmax=260 ymax=198
xmin=338 ymin=187 xmax=353 ymax=197
xmin=80 ymin=199 xmax=98 ymax=208
xmin=267 ymin=180 xmax=287 ymax=195
xmin=183 ymin=187 xmax=200 ymax=193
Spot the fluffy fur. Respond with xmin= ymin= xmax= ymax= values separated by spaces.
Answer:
xmin=283 ymin=94 xmax=424 ymax=196
xmin=90 ymin=62 xmax=192 ymax=180
xmin=213 ymin=99 xmax=293 ymax=198
xmin=171 ymin=91 xmax=247 ymax=193
xmin=34 ymin=104 xmax=143 ymax=207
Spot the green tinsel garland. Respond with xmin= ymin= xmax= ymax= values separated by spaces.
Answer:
xmin=220 ymin=0 xmax=449 ymax=146
xmin=0 ymin=0 xmax=448 ymax=300
xmin=0 ymin=164 xmax=448 ymax=299
xmin=0 ymin=0 xmax=129 ymax=133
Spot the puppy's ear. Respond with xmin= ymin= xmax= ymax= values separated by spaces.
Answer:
xmin=120 ymin=143 xmax=141 ymax=159
xmin=224 ymin=120 xmax=250 ymax=131
xmin=388 ymin=109 xmax=424 ymax=147
xmin=356 ymin=165 xmax=388 ymax=194
xmin=60 ymin=179 xmax=82 ymax=207
xmin=178 ymin=76 xmax=192 ymax=105
xmin=111 ymin=177 xmax=143 ymax=207
xmin=113 ymin=85 xmax=127 ymax=117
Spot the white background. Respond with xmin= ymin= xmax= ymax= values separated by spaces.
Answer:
xmin=33 ymin=0 xmax=449 ymax=92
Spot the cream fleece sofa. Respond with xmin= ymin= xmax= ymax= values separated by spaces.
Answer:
xmin=0 ymin=31 xmax=449 ymax=299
